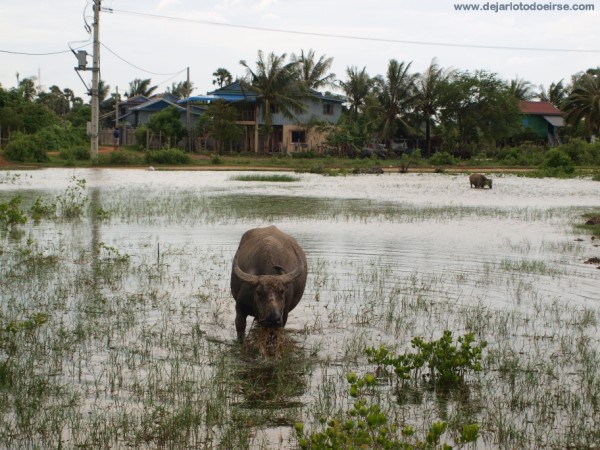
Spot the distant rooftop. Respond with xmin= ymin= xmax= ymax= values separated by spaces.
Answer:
xmin=519 ymin=100 xmax=563 ymax=116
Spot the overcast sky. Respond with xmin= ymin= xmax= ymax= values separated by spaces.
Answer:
xmin=1 ymin=1 xmax=599 ymax=100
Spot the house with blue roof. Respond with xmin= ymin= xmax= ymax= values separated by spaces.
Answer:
xmin=181 ymin=81 xmax=345 ymax=153
xmin=119 ymin=93 xmax=205 ymax=128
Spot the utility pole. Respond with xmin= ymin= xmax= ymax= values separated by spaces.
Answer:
xmin=90 ymin=0 xmax=101 ymax=161
xmin=186 ymin=67 xmax=192 ymax=152
xmin=115 ymin=86 xmax=119 ymax=128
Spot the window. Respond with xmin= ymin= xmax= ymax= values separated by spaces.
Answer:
xmin=269 ymin=104 xmax=280 ymax=114
xmin=323 ymin=102 xmax=334 ymax=115
xmin=291 ymin=130 xmax=306 ymax=143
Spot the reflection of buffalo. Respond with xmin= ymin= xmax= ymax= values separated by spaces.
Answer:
xmin=469 ymin=173 xmax=493 ymax=189
xmin=230 ymin=226 xmax=307 ymax=341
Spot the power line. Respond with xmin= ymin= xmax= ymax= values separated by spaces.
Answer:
xmin=108 ymin=7 xmax=600 ymax=54
xmin=0 ymin=48 xmax=82 ymax=56
xmin=100 ymin=42 xmax=187 ymax=76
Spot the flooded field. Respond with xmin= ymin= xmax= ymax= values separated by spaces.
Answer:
xmin=1 ymin=168 xmax=599 ymax=449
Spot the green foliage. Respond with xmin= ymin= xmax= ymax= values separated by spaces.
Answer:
xmin=428 ymin=152 xmax=457 ymax=166
xmin=196 ymin=101 xmax=243 ymax=154
xmin=100 ymin=149 xmax=145 ymax=166
xmin=30 ymin=196 xmax=56 ymax=222
xmin=0 ymin=312 xmax=49 ymax=389
xmin=538 ymin=148 xmax=575 ymax=177
xmin=147 ymin=106 xmax=186 ymax=147
xmin=326 ymin=114 xmax=372 ymax=153
xmin=135 ymin=125 xmax=149 ymax=150
xmin=559 ymin=138 xmax=600 ymax=165
xmin=231 ymin=174 xmax=300 ymax=182
xmin=295 ymin=371 xmax=479 ymax=449
xmin=3 ymin=132 xmax=49 ymax=162
xmin=495 ymin=145 xmax=545 ymax=166
xmin=0 ymin=196 xmax=27 ymax=229
xmin=438 ymin=70 xmax=522 ymax=154
xmin=145 ymin=148 xmax=191 ymax=165
xmin=292 ymin=151 xmax=317 ymax=158
xmin=59 ymin=145 xmax=90 ymax=161
xmin=366 ymin=330 xmax=487 ymax=386
xmin=56 ymin=176 xmax=89 ymax=218
xmin=3 ymin=124 xmax=86 ymax=162
xmin=105 ymin=149 xmax=145 ymax=166
xmin=1 ymin=312 xmax=48 ymax=357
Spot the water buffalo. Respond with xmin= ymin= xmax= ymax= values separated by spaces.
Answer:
xmin=230 ymin=226 xmax=307 ymax=341
xmin=469 ymin=173 xmax=493 ymax=189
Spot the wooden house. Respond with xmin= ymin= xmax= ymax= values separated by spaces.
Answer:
xmin=519 ymin=100 xmax=565 ymax=146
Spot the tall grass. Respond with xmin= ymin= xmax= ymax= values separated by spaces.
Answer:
xmin=0 ymin=173 xmax=599 ymax=448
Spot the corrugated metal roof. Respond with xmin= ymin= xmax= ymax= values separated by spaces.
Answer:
xmin=519 ymin=100 xmax=563 ymax=115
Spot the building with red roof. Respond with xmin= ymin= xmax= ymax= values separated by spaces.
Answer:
xmin=519 ymin=100 xmax=565 ymax=145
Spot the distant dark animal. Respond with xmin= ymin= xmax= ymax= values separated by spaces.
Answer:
xmin=469 ymin=173 xmax=493 ymax=189
xmin=230 ymin=226 xmax=308 ymax=341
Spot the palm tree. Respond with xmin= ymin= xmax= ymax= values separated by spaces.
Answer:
xmin=291 ymin=49 xmax=336 ymax=90
xmin=562 ymin=72 xmax=600 ymax=136
xmin=374 ymin=59 xmax=417 ymax=148
xmin=538 ymin=79 xmax=568 ymax=107
xmin=339 ymin=66 xmax=373 ymax=118
xmin=415 ymin=58 xmax=452 ymax=157
xmin=509 ymin=77 xmax=536 ymax=100
xmin=126 ymin=78 xmax=157 ymax=98
xmin=170 ymin=81 xmax=194 ymax=99
xmin=18 ymin=78 xmax=36 ymax=101
xmin=212 ymin=68 xmax=233 ymax=88
xmin=240 ymin=50 xmax=306 ymax=152
xmin=98 ymin=79 xmax=111 ymax=103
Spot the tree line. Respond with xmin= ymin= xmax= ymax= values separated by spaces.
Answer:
xmin=0 ymin=49 xmax=599 ymax=163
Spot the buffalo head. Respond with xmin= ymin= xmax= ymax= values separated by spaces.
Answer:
xmin=232 ymin=251 xmax=304 ymax=328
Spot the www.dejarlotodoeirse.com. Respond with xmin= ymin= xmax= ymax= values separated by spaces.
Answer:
xmin=454 ymin=2 xmax=595 ymax=12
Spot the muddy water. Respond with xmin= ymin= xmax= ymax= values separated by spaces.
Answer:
xmin=1 ymin=168 xmax=599 ymax=448
xmin=2 ymin=168 xmax=599 ymax=337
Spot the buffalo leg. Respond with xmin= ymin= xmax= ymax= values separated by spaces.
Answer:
xmin=235 ymin=311 xmax=247 ymax=341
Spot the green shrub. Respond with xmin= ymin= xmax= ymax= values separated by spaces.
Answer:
xmin=30 ymin=196 xmax=56 ymax=221
xmin=366 ymin=330 xmax=487 ymax=386
xmin=59 ymin=145 xmax=90 ymax=161
xmin=428 ymin=152 xmax=456 ymax=166
xmin=145 ymin=148 xmax=191 ymax=165
xmin=0 ymin=196 xmax=27 ymax=229
xmin=294 ymin=371 xmax=480 ymax=449
xmin=292 ymin=151 xmax=317 ymax=158
xmin=135 ymin=126 xmax=149 ymax=150
xmin=106 ymin=150 xmax=144 ymax=166
xmin=538 ymin=148 xmax=574 ymax=177
xmin=3 ymin=132 xmax=48 ymax=162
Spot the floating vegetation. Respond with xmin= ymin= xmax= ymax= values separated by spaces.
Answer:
xmin=229 ymin=173 xmax=300 ymax=182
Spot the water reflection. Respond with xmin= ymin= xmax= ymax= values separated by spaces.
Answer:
xmin=2 ymin=168 xmax=600 ymax=448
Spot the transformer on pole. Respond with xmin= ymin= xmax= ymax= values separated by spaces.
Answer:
xmin=90 ymin=0 xmax=101 ymax=161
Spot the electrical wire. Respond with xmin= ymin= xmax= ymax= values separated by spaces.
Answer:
xmin=100 ymin=42 xmax=187 ymax=77
xmin=0 ymin=48 xmax=83 ymax=56
xmin=108 ymin=7 xmax=600 ymax=54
